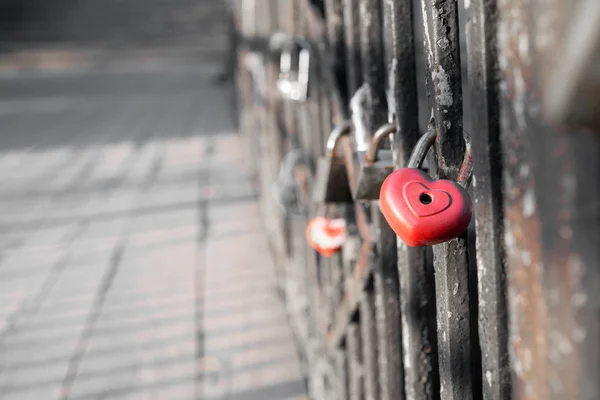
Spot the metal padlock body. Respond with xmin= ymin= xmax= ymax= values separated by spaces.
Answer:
xmin=312 ymin=123 xmax=353 ymax=203
xmin=353 ymin=123 xmax=397 ymax=200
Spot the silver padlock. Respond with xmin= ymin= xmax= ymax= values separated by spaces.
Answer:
xmin=275 ymin=42 xmax=311 ymax=102
xmin=354 ymin=123 xmax=397 ymax=200
xmin=312 ymin=122 xmax=354 ymax=204
xmin=276 ymin=48 xmax=295 ymax=98
xmin=288 ymin=48 xmax=310 ymax=102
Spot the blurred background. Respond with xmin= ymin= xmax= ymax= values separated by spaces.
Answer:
xmin=0 ymin=1 xmax=308 ymax=399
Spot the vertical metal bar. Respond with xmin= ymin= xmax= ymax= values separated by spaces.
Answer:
xmin=325 ymin=0 xmax=348 ymax=103
xmin=331 ymin=252 xmax=344 ymax=315
xmin=373 ymin=212 xmax=404 ymax=400
xmin=359 ymin=284 xmax=380 ymax=400
xmin=359 ymin=0 xmax=388 ymax=128
xmin=335 ymin=345 xmax=351 ymax=400
xmin=358 ymin=0 xmax=405 ymax=398
xmin=419 ymin=0 xmax=474 ymax=399
xmin=542 ymin=136 xmax=600 ymax=400
xmin=540 ymin=139 xmax=600 ymax=400
xmin=464 ymin=0 xmax=510 ymax=399
xmin=496 ymin=0 xmax=547 ymax=398
xmin=498 ymin=0 xmax=600 ymax=398
xmin=382 ymin=0 xmax=440 ymax=398
xmin=347 ymin=322 xmax=366 ymax=400
xmin=326 ymin=0 xmax=358 ymax=298
xmin=420 ymin=0 xmax=465 ymax=176
xmin=529 ymin=2 xmax=600 ymax=396
xmin=525 ymin=106 xmax=600 ymax=400
xmin=343 ymin=0 xmax=362 ymax=94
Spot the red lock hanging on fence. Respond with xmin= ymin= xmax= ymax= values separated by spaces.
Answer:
xmin=305 ymin=216 xmax=347 ymax=257
xmin=380 ymin=124 xmax=473 ymax=247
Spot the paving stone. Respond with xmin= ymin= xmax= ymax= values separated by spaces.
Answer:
xmin=0 ymin=385 xmax=62 ymax=400
xmin=0 ymin=50 xmax=306 ymax=399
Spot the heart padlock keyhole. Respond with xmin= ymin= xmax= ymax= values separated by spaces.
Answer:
xmin=419 ymin=193 xmax=432 ymax=204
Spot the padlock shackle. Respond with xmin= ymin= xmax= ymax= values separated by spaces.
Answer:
xmin=406 ymin=123 xmax=473 ymax=188
xmin=365 ymin=123 xmax=397 ymax=164
xmin=407 ymin=125 xmax=437 ymax=169
xmin=280 ymin=51 xmax=292 ymax=78
xmin=326 ymin=121 xmax=353 ymax=157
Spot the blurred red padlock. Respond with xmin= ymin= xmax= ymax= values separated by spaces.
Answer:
xmin=306 ymin=217 xmax=347 ymax=257
xmin=380 ymin=126 xmax=472 ymax=247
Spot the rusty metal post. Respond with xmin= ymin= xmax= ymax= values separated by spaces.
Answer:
xmin=496 ymin=0 xmax=547 ymax=398
xmin=498 ymin=0 xmax=600 ymax=399
xmin=464 ymin=0 xmax=511 ymax=399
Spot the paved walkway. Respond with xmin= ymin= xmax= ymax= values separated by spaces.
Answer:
xmin=0 ymin=63 xmax=307 ymax=399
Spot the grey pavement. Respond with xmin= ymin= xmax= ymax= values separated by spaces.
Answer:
xmin=0 ymin=61 xmax=307 ymax=399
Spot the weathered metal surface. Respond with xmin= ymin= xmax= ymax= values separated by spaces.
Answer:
xmin=347 ymin=322 xmax=366 ymax=400
xmin=353 ymin=149 xmax=394 ymax=200
xmin=543 ymin=0 xmax=600 ymax=130
xmin=359 ymin=0 xmax=388 ymax=131
xmin=353 ymin=122 xmax=395 ymax=200
xmin=234 ymin=1 xmax=600 ymax=399
xmin=497 ymin=0 xmax=547 ymax=398
xmin=325 ymin=0 xmax=349 ymax=104
xmin=360 ymin=281 xmax=381 ymax=400
xmin=343 ymin=0 xmax=363 ymax=94
xmin=464 ymin=0 xmax=510 ymax=399
xmin=373 ymin=210 xmax=404 ymax=400
xmin=498 ymin=0 xmax=600 ymax=399
xmin=356 ymin=3 xmax=406 ymax=400
xmin=420 ymin=0 xmax=475 ymax=399
xmin=335 ymin=346 xmax=350 ymax=400
xmin=313 ymin=123 xmax=354 ymax=203
xmin=328 ymin=242 xmax=373 ymax=348
xmin=382 ymin=0 xmax=440 ymax=398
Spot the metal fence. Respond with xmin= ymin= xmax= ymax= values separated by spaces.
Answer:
xmin=231 ymin=0 xmax=600 ymax=399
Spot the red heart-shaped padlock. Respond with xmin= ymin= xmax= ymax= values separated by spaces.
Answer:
xmin=380 ymin=168 xmax=472 ymax=247
xmin=306 ymin=217 xmax=347 ymax=257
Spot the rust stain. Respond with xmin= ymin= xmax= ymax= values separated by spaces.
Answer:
xmin=503 ymin=199 xmax=547 ymax=400
xmin=498 ymin=0 xmax=548 ymax=397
